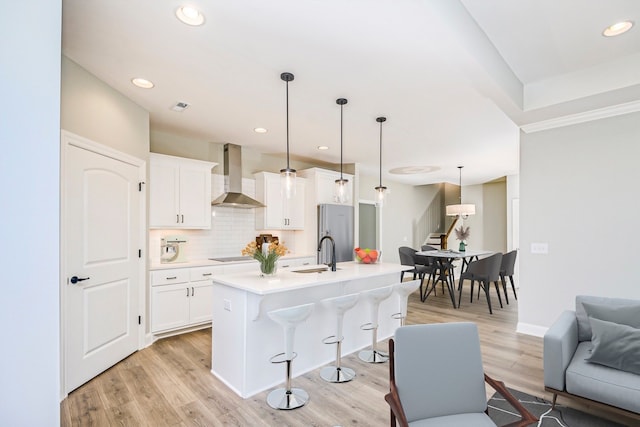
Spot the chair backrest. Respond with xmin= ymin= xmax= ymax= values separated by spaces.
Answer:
xmin=501 ymin=250 xmax=517 ymax=276
xmin=466 ymin=252 xmax=503 ymax=282
xmin=392 ymin=323 xmax=487 ymax=422
xmin=398 ymin=246 xmax=417 ymax=267
xmin=420 ymin=245 xmax=437 ymax=252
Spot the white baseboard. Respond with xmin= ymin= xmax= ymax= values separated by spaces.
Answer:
xmin=516 ymin=322 xmax=548 ymax=337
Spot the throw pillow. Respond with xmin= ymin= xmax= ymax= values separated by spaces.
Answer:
xmin=586 ymin=317 xmax=640 ymax=375
xmin=576 ymin=296 xmax=640 ymax=341
xmin=582 ymin=302 xmax=640 ymax=329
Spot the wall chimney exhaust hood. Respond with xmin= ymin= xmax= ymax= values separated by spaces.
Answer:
xmin=211 ymin=143 xmax=265 ymax=209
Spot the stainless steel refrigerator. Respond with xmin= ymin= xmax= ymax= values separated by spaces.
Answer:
xmin=318 ymin=204 xmax=354 ymax=264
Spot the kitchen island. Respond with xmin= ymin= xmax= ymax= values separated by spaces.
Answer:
xmin=211 ymin=261 xmax=406 ymax=398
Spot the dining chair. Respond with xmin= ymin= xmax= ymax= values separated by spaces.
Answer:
xmin=385 ymin=322 xmax=537 ymax=427
xmin=398 ymin=246 xmax=435 ymax=301
xmin=457 ymin=252 xmax=503 ymax=314
xmin=499 ymin=250 xmax=518 ymax=304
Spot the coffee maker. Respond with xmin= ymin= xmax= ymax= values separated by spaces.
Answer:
xmin=160 ymin=235 xmax=188 ymax=264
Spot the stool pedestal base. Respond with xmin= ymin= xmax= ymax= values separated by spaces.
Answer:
xmin=358 ymin=349 xmax=389 ymax=363
xmin=320 ymin=365 xmax=356 ymax=383
xmin=266 ymin=388 xmax=309 ymax=410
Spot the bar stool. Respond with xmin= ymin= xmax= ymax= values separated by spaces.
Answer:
xmin=266 ymin=302 xmax=315 ymax=410
xmin=319 ymin=293 xmax=360 ymax=383
xmin=391 ymin=279 xmax=421 ymax=327
xmin=358 ymin=285 xmax=394 ymax=363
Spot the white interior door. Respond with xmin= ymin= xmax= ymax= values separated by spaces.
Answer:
xmin=63 ymin=134 xmax=143 ymax=393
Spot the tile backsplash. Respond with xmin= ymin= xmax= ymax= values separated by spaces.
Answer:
xmin=149 ymin=174 xmax=299 ymax=264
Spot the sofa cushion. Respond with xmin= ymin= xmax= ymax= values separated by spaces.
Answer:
xmin=582 ymin=302 xmax=640 ymax=330
xmin=575 ymin=296 xmax=640 ymax=342
xmin=566 ymin=341 xmax=640 ymax=414
xmin=586 ymin=317 xmax=640 ymax=375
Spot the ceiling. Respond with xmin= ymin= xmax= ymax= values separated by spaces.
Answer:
xmin=61 ymin=0 xmax=640 ymax=186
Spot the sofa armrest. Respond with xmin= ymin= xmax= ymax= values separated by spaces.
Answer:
xmin=544 ymin=310 xmax=578 ymax=391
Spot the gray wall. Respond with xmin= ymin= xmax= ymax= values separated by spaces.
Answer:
xmin=61 ymin=57 xmax=150 ymax=160
xmin=0 ymin=0 xmax=61 ymax=424
xmin=518 ymin=111 xmax=640 ymax=333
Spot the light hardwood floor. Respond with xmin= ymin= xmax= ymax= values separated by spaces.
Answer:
xmin=61 ymin=284 xmax=633 ymax=426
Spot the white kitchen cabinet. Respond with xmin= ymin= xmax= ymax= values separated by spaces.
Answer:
xmin=278 ymin=256 xmax=315 ymax=269
xmin=299 ymin=167 xmax=354 ymax=206
xmin=149 ymin=153 xmax=217 ymax=229
xmin=254 ymin=172 xmax=305 ymax=230
xmin=150 ymin=265 xmax=222 ymax=333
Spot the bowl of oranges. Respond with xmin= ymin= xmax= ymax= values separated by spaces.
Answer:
xmin=354 ymin=247 xmax=381 ymax=264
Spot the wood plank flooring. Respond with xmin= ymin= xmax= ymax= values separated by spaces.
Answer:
xmin=61 ymin=284 xmax=634 ymax=426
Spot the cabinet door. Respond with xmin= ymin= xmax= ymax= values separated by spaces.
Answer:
xmin=149 ymin=161 xmax=180 ymax=228
xmin=151 ymin=283 xmax=190 ymax=332
xmin=255 ymin=172 xmax=284 ymax=229
xmin=284 ymin=179 xmax=306 ymax=229
xmin=189 ymin=281 xmax=214 ymax=324
xmin=179 ymin=166 xmax=211 ymax=228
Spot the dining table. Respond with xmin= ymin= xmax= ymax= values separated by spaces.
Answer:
xmin=415 ymin=249 xmax=493 ymax=308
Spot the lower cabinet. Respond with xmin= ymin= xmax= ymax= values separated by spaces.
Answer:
xmin=151 ymin=266 xmax=221 ymax=333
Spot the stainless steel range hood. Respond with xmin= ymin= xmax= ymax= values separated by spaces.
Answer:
xmin=211 ymin=143 xmax=265 ymax=208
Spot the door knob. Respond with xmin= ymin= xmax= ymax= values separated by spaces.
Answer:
xmin=70 ymin=276 xmax=90 ymax=284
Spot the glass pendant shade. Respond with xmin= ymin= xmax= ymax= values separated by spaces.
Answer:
xmin=280 ymin=168 xmax=296 ymax=199
xmin=335 ymin=178 xmax=349 ymax=204
xmin=375 ymin=185 xmax=387 ymax=207
xmin=280 ymin=72 xmax=296 ymax=198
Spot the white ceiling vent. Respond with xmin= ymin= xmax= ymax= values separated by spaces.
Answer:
xmin=171 ymin=102 xmax=190 ymax=112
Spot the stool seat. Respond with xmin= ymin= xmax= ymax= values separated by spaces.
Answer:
xmin=391 ymin=279 xmax=421 ymax=327
xmin=358 ymin=285 xmax=393 ymax=363
xmin=319 ymin=293 xmax=360 ymax=383
xmin=266 ymin=302 xmax=314 ymax=410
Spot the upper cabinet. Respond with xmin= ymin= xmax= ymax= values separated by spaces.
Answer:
xmin=299 ymin=168 xmax=354 ymax=206
xmin=254 ymin=172 xmax=305 ymax=230
xmin=149 ymin=153 xmax=217 ymax=229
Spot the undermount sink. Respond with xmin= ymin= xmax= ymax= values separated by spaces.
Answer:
xmin=292 ymin=266 xmax=340 ymax=273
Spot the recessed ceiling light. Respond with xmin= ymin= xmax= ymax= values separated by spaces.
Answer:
xmin=254 ymin=127 xmax=268 ymax=133
xmin=389 ymin=165 xmax=440 ymax=175
xmin=602 ymin=20 xmax=634 ymax=37
xmin=317 ymin=145 xmax=329 ymax=150
xmin=131 ymin=77 xmax=154 ymax=89
xmin=176 ymin=6 xmax=205 ymax=26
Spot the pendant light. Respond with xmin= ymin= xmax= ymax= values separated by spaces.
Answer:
xmin=374 ymin=116 xmax=387 ymax=207
xmin=280 ymin=72 xmax=296 ymax=199
xmin=334 ymin=98 xmax=349 ymax=204
xmin=446 ymin=166 xmax=476 ymax=219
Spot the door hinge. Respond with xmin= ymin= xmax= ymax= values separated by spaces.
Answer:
xmin=139 ymin=249 xmax=142 ymax=258
xmin=138 ymin=315 xmax=142 ymax=325
xmin=138 ymin=181 xmax=145 ymax=192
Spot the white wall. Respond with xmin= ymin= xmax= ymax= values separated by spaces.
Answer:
xmin=0 ymin=1 xmax=61 ymax=424
xmin=518 ymin=111 xmax=640 ymax=335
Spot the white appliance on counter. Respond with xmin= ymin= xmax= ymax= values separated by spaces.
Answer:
xmin=160 ymin=235 xmax=189 ymax=263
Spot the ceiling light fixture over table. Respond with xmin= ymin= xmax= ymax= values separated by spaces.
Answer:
xmin=335 ymin=98 xmax=349 ymax=204
xmin=446 ymin=166 xmax=475 ymax=219
xmin=374 ymin=116 xmax=387 ymax=207
xmin=280 ymin=72 xmax=296 ymax=199
xmin=175 ymin=6 xmax=205 ymax=26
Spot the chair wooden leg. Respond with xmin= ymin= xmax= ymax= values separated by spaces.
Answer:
xmin=509 ymin=275 xmax=517 ymax=300
xmin=400 ymin=271 xmax=404 ymax=282
xmin=483 ymin=281 xmax=493 ymax=314
xmin=494 ymin=281 xmax=503 ymax=308
xmin=500 ymin=275 xmax=509 ymax=305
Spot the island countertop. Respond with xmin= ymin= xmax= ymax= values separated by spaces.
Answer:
xmin=211 ymin=261 xmax=405 ymax=295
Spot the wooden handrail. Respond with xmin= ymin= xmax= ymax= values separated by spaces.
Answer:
xmin=439 ymin=217 xmax=459 ymax=250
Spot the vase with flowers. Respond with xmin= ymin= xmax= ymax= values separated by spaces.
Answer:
xmin=454 ymin=225 xmax=470 ymax=252
xmin=241 ymin=240 xmax=288 ymax=276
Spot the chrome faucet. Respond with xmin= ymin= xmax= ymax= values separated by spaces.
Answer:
xmin=317 ymin=235 xmax=337 ymax=272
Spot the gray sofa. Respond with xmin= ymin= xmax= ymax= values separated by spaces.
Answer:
xmin=543 ymin=295 xmax=640 ymax=419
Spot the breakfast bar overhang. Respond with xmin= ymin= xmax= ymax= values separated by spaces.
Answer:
xmin=211 ymin=261 xmax=406 ymax=398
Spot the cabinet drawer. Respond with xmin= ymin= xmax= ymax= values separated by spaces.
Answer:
xmin=190 ymin=266 xmax=222 ymax=282
xmin=151 ymin=269 xmax=190 ymax=286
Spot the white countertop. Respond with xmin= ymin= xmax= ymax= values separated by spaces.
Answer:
xmin=149 ymin=253 xmax=315 ymax=270
xmin=212 ymin=261 xmax=405 ymax=295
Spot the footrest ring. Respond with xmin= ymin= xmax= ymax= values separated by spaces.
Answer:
xmin=360 ymin=322 xmax=377 ymax=331
xmin=391 ymin=312 xmax=404 ymax=320
xmin=322 ymin=335 xmax=343 ymax=345
xmin=269 ymin=352 xmax=297 ymax=364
